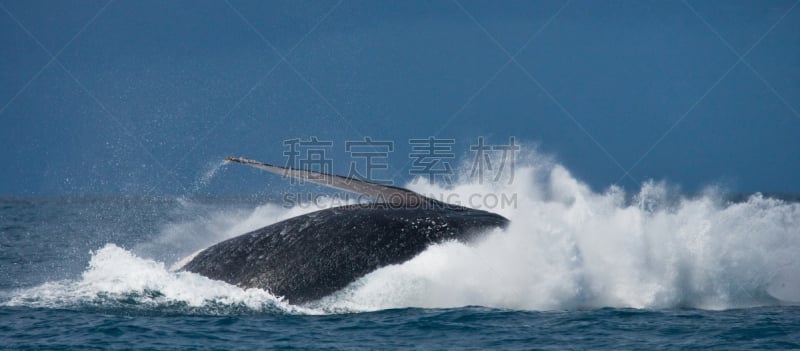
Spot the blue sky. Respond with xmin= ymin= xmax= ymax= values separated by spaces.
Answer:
xmin=1 ymin=0 xmax=798 ymax=195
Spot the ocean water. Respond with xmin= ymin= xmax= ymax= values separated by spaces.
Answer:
xmin=2 ymin=156 xmax=799 ymax=349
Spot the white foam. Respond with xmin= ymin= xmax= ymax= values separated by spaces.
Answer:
xmin=322 ymin=162 xmax=800 ymax=312
xmin=4 ymin=244 xmax=314 ymax=314
xmin=6 ymin=150 xmax=800 ymax=313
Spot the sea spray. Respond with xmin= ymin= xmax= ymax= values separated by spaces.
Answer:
xmin=132 ymin=196 xmax=354 ymax=266
xmin=6 ymin=150 xmax=800 ymax=313
xmin=190 ymin=159 xmax=228 ymax=193
xmin=322 ymin=164 xmax=800 ymax=311
xmin=4 ymin=244 xmax=312 ymax=315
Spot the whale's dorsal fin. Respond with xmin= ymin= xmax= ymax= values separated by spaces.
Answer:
xmin=226 ymin=156 xmax=433 ymax=207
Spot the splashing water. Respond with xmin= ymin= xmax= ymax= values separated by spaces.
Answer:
xmin=190 ymin=159 xmax=228 ymax=193
xmin=326 ymin=167 xmax=800 ymax=311
xmin=4 ymin=151 xmax=799 ymax=314
xmin=4 ymin=244 xmax=312 ymax=315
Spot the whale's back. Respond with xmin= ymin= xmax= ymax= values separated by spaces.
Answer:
xmin=181 ymin=202 xmax=508 ymax=303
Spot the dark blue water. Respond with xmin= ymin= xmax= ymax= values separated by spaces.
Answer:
xmin=2 ymin=196 xmax=799 ymax=349
xmin=2 ymin=306 xmax=799 ymax=350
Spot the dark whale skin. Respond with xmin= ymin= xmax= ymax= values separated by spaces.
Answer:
xmin=181 ymin=202 xmax=509 ymax=304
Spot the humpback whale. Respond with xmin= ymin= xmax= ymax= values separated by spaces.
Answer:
xmin=181 ymin=156 xmax=509 ymax=304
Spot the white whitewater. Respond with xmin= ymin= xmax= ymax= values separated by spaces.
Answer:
xmin=5 ymin=150 xmax=799 ymax=313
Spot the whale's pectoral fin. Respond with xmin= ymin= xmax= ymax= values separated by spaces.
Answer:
xmin=225 ymin=156 xmax=434 ymax=206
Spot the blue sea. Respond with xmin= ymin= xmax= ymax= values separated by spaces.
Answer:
xmin=2 ymin=162 xmax=799 ymax=349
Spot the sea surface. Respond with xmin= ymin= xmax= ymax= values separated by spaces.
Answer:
xmin=2 ymin=161 xmax=799 ymax=349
